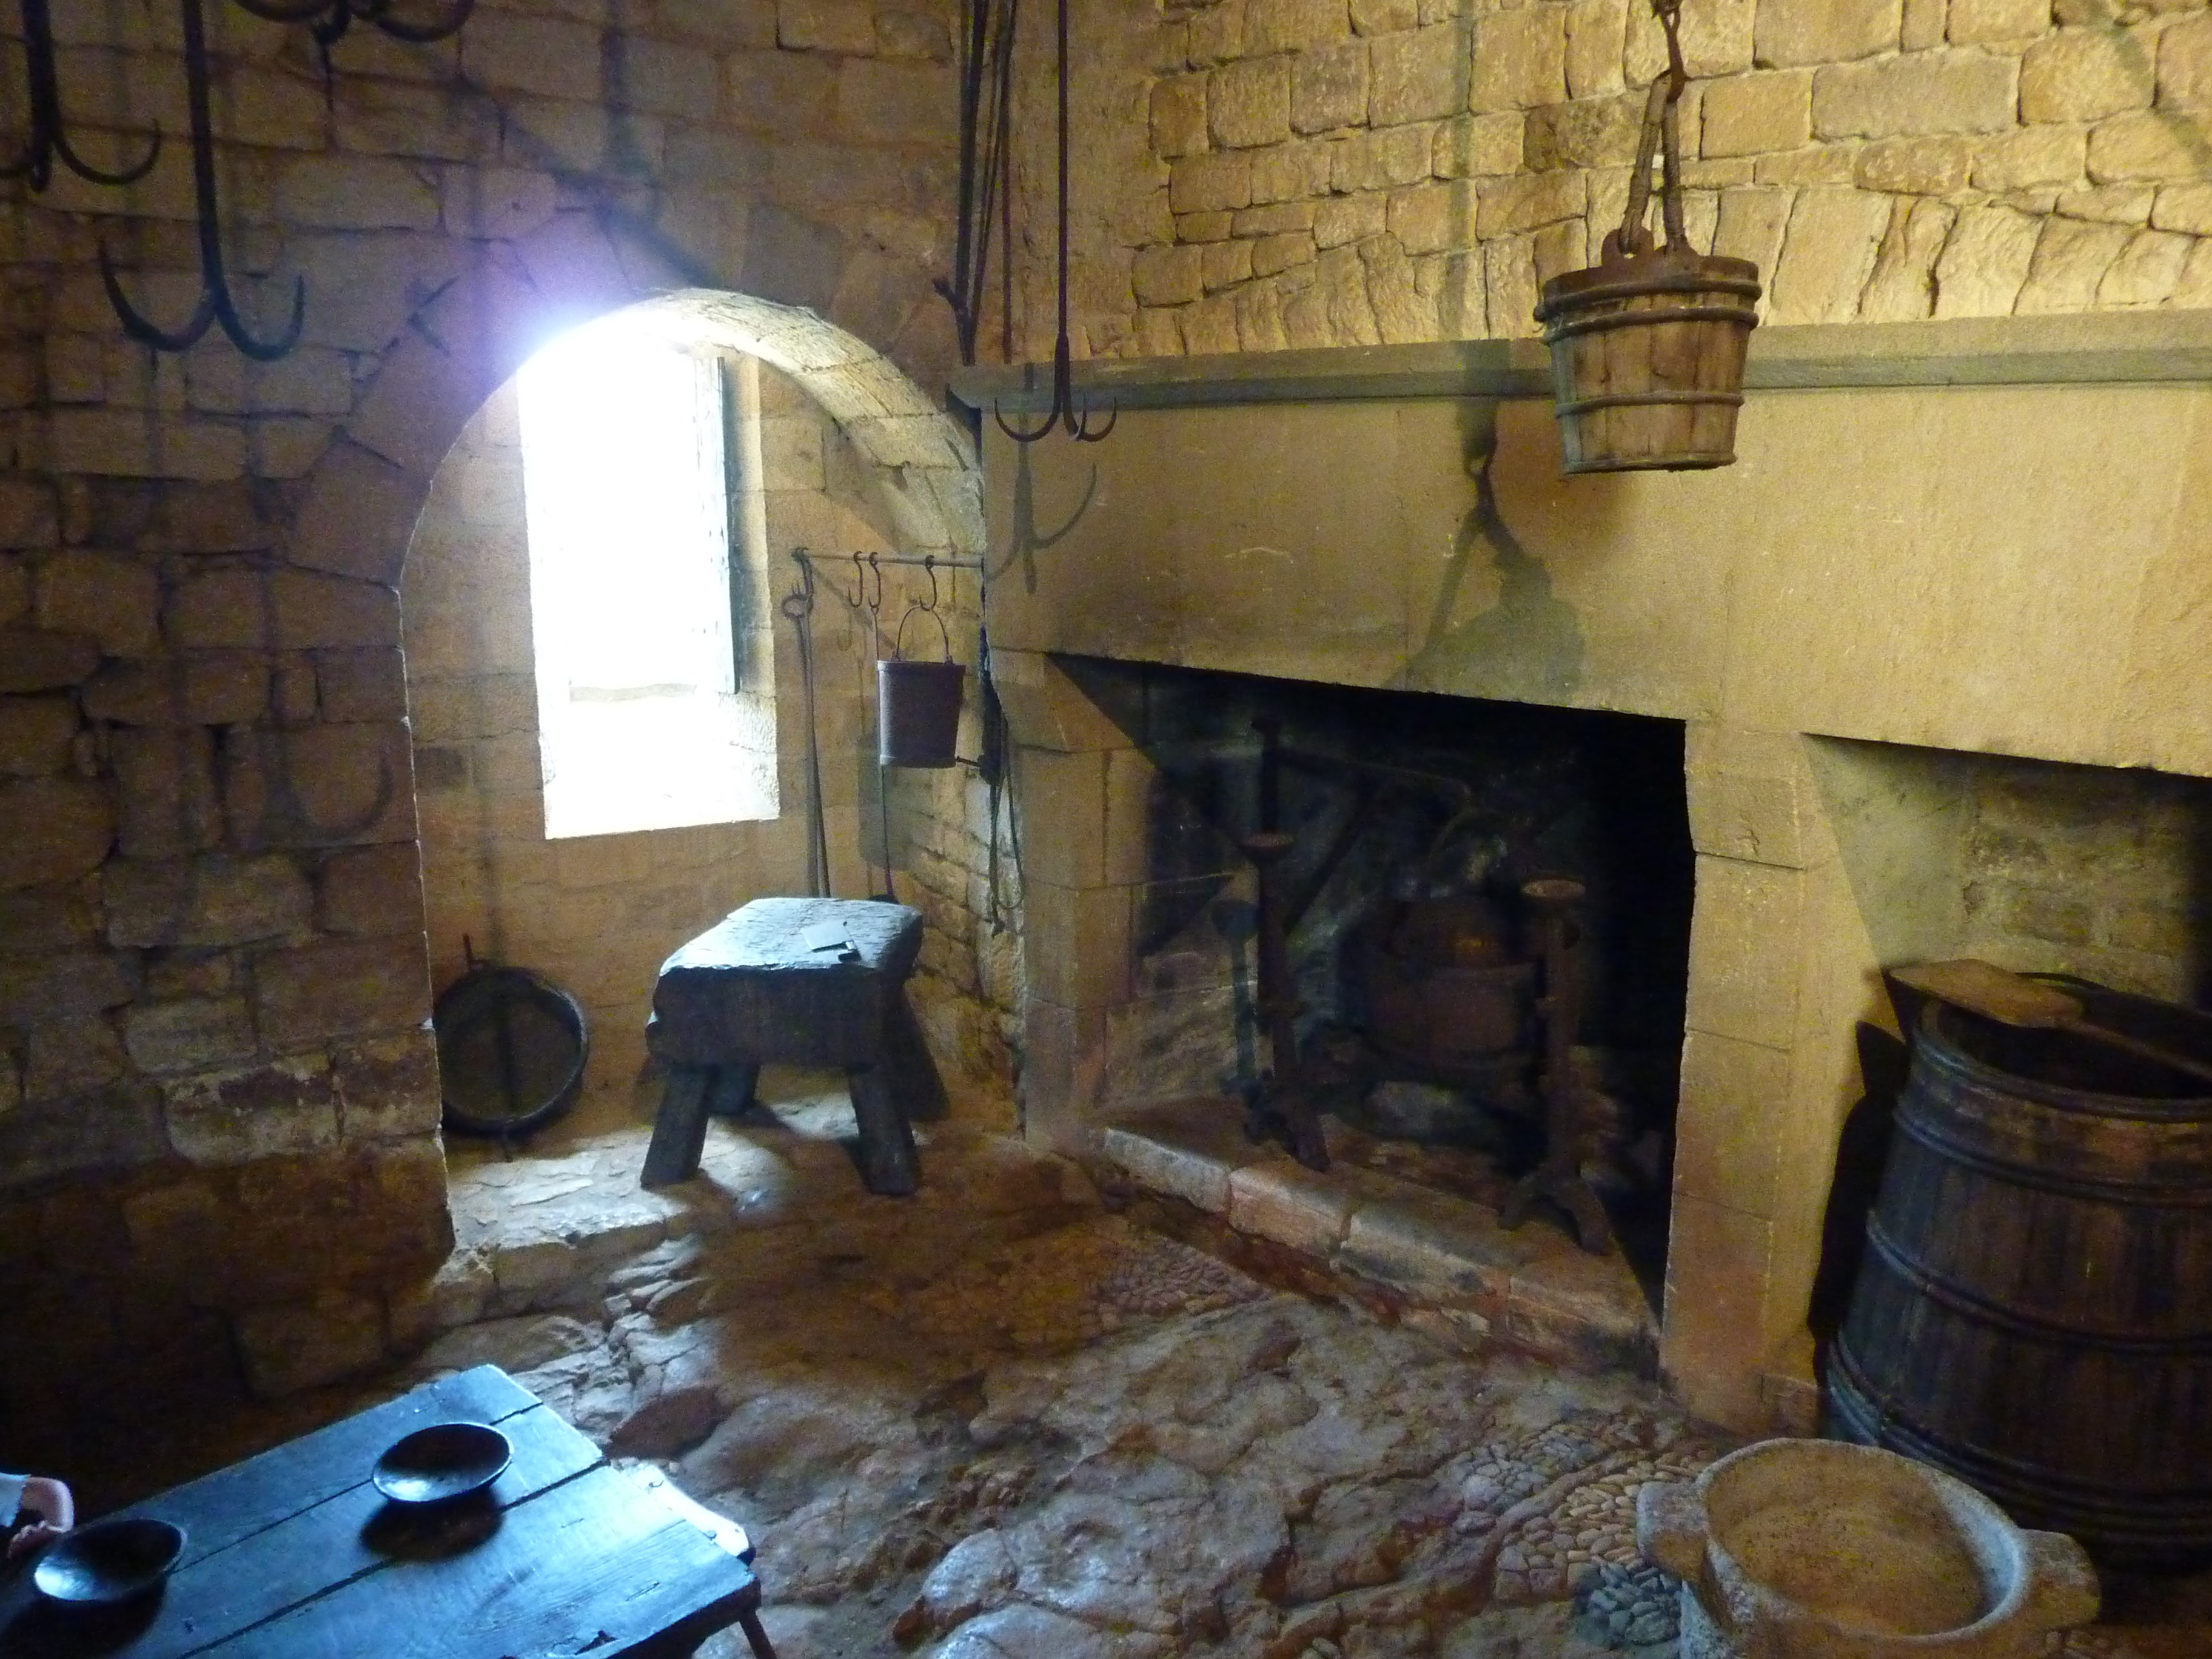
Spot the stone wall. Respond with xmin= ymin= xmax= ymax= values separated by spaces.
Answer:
xmin=1039 ymin=0 xmax=2212 ymax=358
xmin=0 ymin=0 xmax=988 ymax=1463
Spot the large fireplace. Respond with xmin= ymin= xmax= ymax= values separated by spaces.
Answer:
xmin=964 ymin=312 xmax=2212 ymax=1432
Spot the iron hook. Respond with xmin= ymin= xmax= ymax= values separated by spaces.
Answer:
xmin=865 ymin=551 xmax=885 ymax=617
xmin=919 ymin=553 xmax=940 ymax=614
xmin=0 ymin=0 xmax=163 ymax=190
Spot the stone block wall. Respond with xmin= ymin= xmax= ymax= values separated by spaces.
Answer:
xmin=1043 ymin=0 xmax=2212 ymax=358
xmin=0 ymin=0 xmax=991 ymax=1461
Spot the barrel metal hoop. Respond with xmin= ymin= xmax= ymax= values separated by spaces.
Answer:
xmin=1555 ymin=389 xmax=1746 ymax=417
xmin=1540 ymin=303 xmax=1761 ymax=343
xmin=1894 ymin=1098 xmax=2212 ymax=1207
xmin=1827 ymin=1347 xmax=2212 ymax=1530
xmin=1535 ymin=273 xmax=1765 ymax=316
xmin=1861 ymin=1212 xmax=2212 ymax=1353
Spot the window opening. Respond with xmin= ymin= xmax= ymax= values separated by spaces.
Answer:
xmin=518 ymin=325 xmax=776 ymax=839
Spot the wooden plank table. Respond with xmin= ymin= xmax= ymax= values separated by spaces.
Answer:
xmin=0 ymin=1365 xmax=777 ymax=1659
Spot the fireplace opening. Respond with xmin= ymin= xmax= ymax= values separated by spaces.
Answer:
xmin=1059 ymin=655 xmax=1695 ymax=1299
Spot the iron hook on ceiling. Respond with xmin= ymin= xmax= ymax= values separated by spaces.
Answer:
xmin=990 ymin=0 xmax=1114 ymax=446
xmin=0 ymin=0 xmax=163 ymax=191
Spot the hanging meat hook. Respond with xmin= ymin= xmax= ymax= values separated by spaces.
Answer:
xmin=97 ymin=0 xmax=304 ymax=358
xmin=0 ymin=0 xmax=163 ymax=190
xmin=992 ymin=0 xmax=1113 ymax=444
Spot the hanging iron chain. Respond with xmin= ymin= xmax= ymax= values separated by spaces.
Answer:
xmin=1615 ymin=0 xmax=1691 ymax=259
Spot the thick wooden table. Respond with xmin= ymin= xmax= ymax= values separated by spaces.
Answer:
xmin=0 ymin=1365 xmax=776 ymax=1659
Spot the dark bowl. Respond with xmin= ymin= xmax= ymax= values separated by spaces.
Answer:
xmin=32 ymin=1518 xmax=187 ymax=1604
xmin=372 ymin=1422 xmax=512 ymax=1505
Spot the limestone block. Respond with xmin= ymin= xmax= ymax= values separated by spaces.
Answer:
xmin=187 ymin=346 xmax=355 ymax=420
xmin=0 ymin=775 xmax=112 ymax=890
xmin=2023 ymin=26 xmax=2157 ymax=124
xmin=1684 ymin=856 xmax=1806 ymax=1050
xmin=123 ymin=996 xmax=257 ymax=1075
xmin=274 ymin=154 xmax=441 ymax=233
xmin=461 ymin=11 xmax=602 ymax=99
xmin=1152 ymin=72 xmax=1210 ymax=158
xmin=35 ymin=551 xmax=156 ymax=657
xmin=442 ymin=167 xmax=559 ymax=241
xmin=314 ymin=646 xmax=409 ymax=725
xmin=1371 ymin=21 xmax=1465 ymax=125
xmin=1752 ymin=144 xmax=1857 ymax=185
xmin=223 ymin=722 xmax=417 ymax=850
xmin=1131 ymin=243 xmax=1203 ymax=308
xmin=1227 ymin=1158 xmax=1356 ymax=1254
xmin=1711 ymin=185 xmax=1791 ymax=273
xmin=2015 ymin=216 xmax=2131 ymax=312
xmin=1701 ymin=70 xmax=1811 ymax=158
xmin=168 ymin=567 xmax=265 ymax=650
xmin=0 ymin=947 xmax=136 ymax=1032
xmin=1813 ymin=50 xmax=2016 ymax=140
xmin=1482 ymin=232 xmax=1539 ymax=336
xmin=0 ymin=695 xmax=75 ymax=776
xmin=777 ymin=0 xmax=875 ymax=54
xmin=2058 ymin=181 xmax=2156 ymax=223
xmin=1202 ymin=238 xmax=1255 ymax=290
xmin=289 ymin=439 xmax=424 ymax=586
xmin=1754 ymin=0 xmax=1900 ymax=69
xmin=2100 ymin=226 xmax=2192 ymax=304
xmin=1386 ymin=181 xmax=1466 ymax=253
xmin=1660 ymin=1194 xmax=1775 ymax=1431
xmin=1350 ymin=0 xmax=1416 ymax=36
xmin=1234 ymin=199 xmax=1316 ymax=235
xmin=1235 ymin=278 xmax=1292 ymax=347
xmin=309 ymin=843 xmax=423 ymax=940
xmin=107 ymin=726 xmax=229 ymax=856
xmin=2088 ymin=110 xmax=2204 ymax=181
xmin=874 ymin=10 xmax=947 ymax=59
xmin=1293 ymin=39 xmax=1369 ymax=133
xmin=49 ymin=409 xmax=244 ymax=482
xmin=1433 ymin=110 xmax=1524 ymax=177
xmin=1931 ymin=202 xmax=2040 ymax=315
xmin=0 ymin=481 xmax=52 ymax=553
xmin=1235 ymin=136 xmax=1324 ymax=203
xmin=334 ymin=77 xmax=499 ymax=162
xmin=253 ymin=936 xmax=432 ymax=1048
xmin=333 ymin=1028 xmax=440 ymax=1141
xmin=1969 ymin=127 xmax=2082 ymax=198
xmin=1475 ymin=168 xmax=1586 ymax=236
xmin=1524 ymin=92 xmax=1644 ymax=169
xmin=1566 ymin=0 xmax=1627 ymax=98
xmin=82 ymin=652 xmax=267 ymax=728
xmin=2160 ymin=11 xmax=2212 ymax=110
xmin=1170 ymin=150 xmax=1253 ymax=213
xmin=22 ymin=1013 xmax=127 ymax=1101
xmin=105 ymin=853 xmax=313 ymax=949
xmin=837 ymin=57 xmax=953 ymax=144
xmin=1020 ymin=998 xmax=1108 ymax=1153
xmin=1946 ymin=0 xmax=2045 ymax=42
xmin=1209 ymin=56 xmax=1292 ymax=150
xmin=2153 ymin=181 xmax=2212 ymax=233
xmin=1339 ymin=1184 xmax=1544 ymax=1305
xmin=1316 ymin=190 xmax=1387 ymax=247
xmin=1329 ymin=124 xmax=1432 ymax=190
xmin=1469 ymin=9 xmax=1566 ymax=113
xmin=1901 ymin=0 xmax=1945 ymax=50
xmin=272 ymin=569 xmax=400 ymax=651
xmin=1013 ymin=747 xmax=1109 ymax=888
xmin=1674 ymin=1030 xmax=1789 ymax=1215
xmin=1024 ymin=882 xmax=1133 ymax=1011
xmin=1248 ymin=0 xmax=1349 ymax=52
xmin=235 ymin=1292 xmax=387 ymax=1396
xmin=1855 ymin=134 xmax=1972 ymax=195
xmin=1860 ymin=196 xmax=1954 ymax=320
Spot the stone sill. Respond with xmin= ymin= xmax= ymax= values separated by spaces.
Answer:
xmin=1095 ymin=1098 xmax=1658 ymax=1379
xmin=952 ymin=311 xmax=2212 ymax=415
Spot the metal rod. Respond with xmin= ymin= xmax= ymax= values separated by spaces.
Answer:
xmin=790 ymin=549 xmax=984 ymax=571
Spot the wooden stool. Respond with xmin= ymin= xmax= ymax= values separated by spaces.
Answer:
xmin=642 ymin=897 xmax=930 ymax=1196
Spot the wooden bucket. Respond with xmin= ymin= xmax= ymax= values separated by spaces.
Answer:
xmin=1827 ymin=984 xmax=2212 ymax=1566
xmin=1534 ymin=243 xmax=1761 ymax=474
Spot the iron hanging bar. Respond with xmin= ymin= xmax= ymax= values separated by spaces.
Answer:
xmin=0 ymin=0 xmax=163 ymax=189
xmin=227 ymin=0 xmax=473 ymax=42
xmin=98 ymin=0 xmax=305 ymax=359
xmin=790 ymin=549 xmax=982 ymax=573
xmin=939 ymin=0 xmax=1017 ymax=365
xmin=993 ymin=0 xmax=1113 ymax=443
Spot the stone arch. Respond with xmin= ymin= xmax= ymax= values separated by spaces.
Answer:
xmin=283 ymin=213 xmax=981 ymax=592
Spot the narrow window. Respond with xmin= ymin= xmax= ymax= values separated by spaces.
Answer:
xmin=517 ymin=327 xmax=775 ymax=839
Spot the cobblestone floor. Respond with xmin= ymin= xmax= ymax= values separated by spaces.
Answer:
xmin=73 ymin=1079 xmax=2212 ymax=1659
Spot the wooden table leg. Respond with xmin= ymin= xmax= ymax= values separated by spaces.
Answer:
xmin=736 ymin=1607 xmax=780 ymax=1659
xmin=642 ymin=1065 xmax=714 ymax=1187
xmin=706 ymin=1060 xmax=761 ymax=1118
xmin=846 ymin=1063 xmax=919 ymax=1196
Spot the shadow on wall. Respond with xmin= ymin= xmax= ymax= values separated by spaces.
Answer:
xmin=1403 ymin=400 xmax=1586 ymax=701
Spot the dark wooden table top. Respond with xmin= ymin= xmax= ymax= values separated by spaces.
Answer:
xmin=0 ymin=1364 xmax=760 ymax=1659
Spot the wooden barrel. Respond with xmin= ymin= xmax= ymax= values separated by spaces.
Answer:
xmin=1828 ymin=985 xmax=2212 ymax=1567
xmin=1533 ymin=244 xmax=1761 ymax=475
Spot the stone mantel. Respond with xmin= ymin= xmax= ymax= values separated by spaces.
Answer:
xmin=955 ymin=311 xmax=2212 ymax=413
xmin=959 ymin=310 xmax=2212 ymax=1432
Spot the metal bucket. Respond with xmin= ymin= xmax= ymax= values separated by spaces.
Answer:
xmin=877 ymin=657 xmax=965 ymax=768
xmin=1535 ymin=244 xmax=1761 ymax=474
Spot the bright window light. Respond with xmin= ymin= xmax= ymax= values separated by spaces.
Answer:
xmin=518 ymin=325 xmax=773 ymax=839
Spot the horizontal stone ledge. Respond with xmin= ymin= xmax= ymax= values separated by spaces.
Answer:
xmin=951 ymin=310 xmax=2212 ymax=415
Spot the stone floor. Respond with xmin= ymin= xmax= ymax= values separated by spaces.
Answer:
xmin=70 ymin=1071 xmax=2212 ymax=1659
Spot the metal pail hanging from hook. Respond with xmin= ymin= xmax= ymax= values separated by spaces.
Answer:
xmin=877 ymin=600 xmax=965 ymax=768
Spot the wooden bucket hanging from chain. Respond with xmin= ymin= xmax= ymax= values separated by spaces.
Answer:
xmin=1534 ymin=6 xmax=1761 ymax=474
